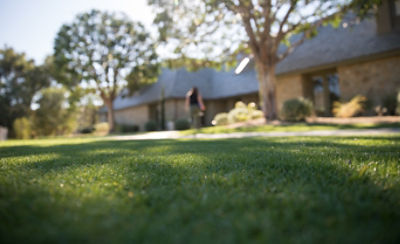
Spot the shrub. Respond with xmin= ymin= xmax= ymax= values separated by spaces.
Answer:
xmin=145 ymin=120 xmax=158 ymax=131
xmin=234 ymin=101 xmax=247 ymax=109
xmin=250 ymin=110 xmax=264 ymax=120
xmin=212 ymin=113 xmax=229 ymax=126
xmin=174 ymin=119 xmax=190 ymax=130
xmin=13 ymin=117 xmax=31 ymax=139
xmin=227 ymin=101 xmax=250 ymax=123
xmin=94 ymin=122 xmax=110 ymax=135
xmin=332 ymin=95 xmax=367 ymax=118
xmin=228 ymin=107 xmax=249 ymax=123
xmin=79 ymin=127 xmax=95 ymax=134
xmin=118 ymin=124 xmax=139 ymax=133
xmin=382 ymin=93 xmax=397 ymax=115
xmin=280 ymin=97 xmax=313 ymax=122
xmin=212 ymin=101 xmax=264 ymax=126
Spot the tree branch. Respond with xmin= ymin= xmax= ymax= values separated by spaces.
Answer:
xmin=237 ymin=2 xmax=260 ymax=60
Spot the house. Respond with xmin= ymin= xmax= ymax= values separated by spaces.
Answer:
xmin=101 ymin=1 xmax=400 ymax=130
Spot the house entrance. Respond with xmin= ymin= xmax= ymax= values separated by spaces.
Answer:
xmin=304 ymin=71 xmax=340 ymax=116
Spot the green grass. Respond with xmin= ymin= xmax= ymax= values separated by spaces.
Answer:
xmin=181 ymin=122 xmax=400 ymax=135
xmin=1 ymin=136 xmax=400 ymax=243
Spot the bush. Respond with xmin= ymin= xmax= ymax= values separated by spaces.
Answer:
xmin=332 ymin=95 xmax=367 ymax=118
xmin=94 ymin=122 xmax=110 ymax=135
xmin=212 ymin=101 xmax=264 ymax=126
xmin=145 ymin=120 xmax=158 ymax=131
xmin=228 ymin=107 xmax=249 ymax=123
xmin=174 ymin=119 xmax=190 ymax=130
xmin=250 ymin=110 xmax=264 ymax=120
xmin=13 ymin=117 xmax=31 ymax=139
xmin=212 ymin=113 xmax=229 ymax=126
xmin=234 ymin=101 xmax=247 ymax=109
xmin=116 ymin=124 xmax=139 ymax=133
xmin=79 ymin=127 xmax=95 ymax=134
xmin=33 ymin=87 xmax=78 ymax=136
xmin=280 ymin=97 xmax=313 ymax=122
xmin=382 ymin=93 xmax=397 ymax=115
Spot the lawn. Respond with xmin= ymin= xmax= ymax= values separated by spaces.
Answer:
xmin=1 ymin=136 xmax=400 ymax=243
xmin=181 ymin=122 xmax=400 ymax=135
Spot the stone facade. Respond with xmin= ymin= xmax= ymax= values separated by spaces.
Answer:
xmin=114 ymin=104 xmax=149 ymax=131
xmin=338 ymin=55 xmax=400 ymax=106
xmin=164 ymin=99 xmax=187 ymax=121
xmin=276 ymin=74 xmax=305 ymax=111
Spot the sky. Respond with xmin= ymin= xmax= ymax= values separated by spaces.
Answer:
xmin=0 ymin=0 xmax=154 ymax=65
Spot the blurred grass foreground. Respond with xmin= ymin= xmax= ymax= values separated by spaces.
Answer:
xmin=1 ymin=135 xmax=400 ymax=243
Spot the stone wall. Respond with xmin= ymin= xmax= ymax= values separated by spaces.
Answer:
xmin=204 ymin=99 xmax=228 ymax=125
xmin=164 ymin=99 xmax=187 ymax=122
xmin=114 ymin=105 xmax=149 ymax=131
xmin=338 ymin=56 xmax=400 ymax=106
xmin=276 ymin=74 xmax=304 ymax=111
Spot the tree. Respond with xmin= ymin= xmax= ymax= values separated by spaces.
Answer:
xmin=148 ymin=0 xmax=379 ymax=120
xmin=0 ymin=47 xmax=50 ymax=134
xmin=54 ymin=9 xmax=159 ymax=131
xmin=33 ymin=87 xmax=78 ymax=136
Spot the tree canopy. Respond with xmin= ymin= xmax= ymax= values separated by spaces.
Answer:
xmin=0 ymin=47 xmax=50 ymax=133
xmin=54 ymin=9 xmax=159 ymax=130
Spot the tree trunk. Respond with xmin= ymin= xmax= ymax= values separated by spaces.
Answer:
xmin=256 ymin=62 xmax=278 ymax=121
xmin=104 ymin=99 xmax=115 ymax=132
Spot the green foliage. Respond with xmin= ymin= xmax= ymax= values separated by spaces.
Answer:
xmin=212 ymin=102 xmax=263 ymax=126
xmin=0 ymin=136 xmax=399 ymax=243
xmin=333 ymin=95 xmax=367 ymax=118
xmin=76 ymin=97 xmax=99 ymax=132
xmin=212 ymin=113 xmax=229 ymax=126
xmin=250 ymin=110 xmax=264 ymax=120
xmin=0 ymin=47 xmax=50 ymax=135
xmin=54 ymin=9 xmax=159 ymax=130
xmin=33 ymin=87 xmax=78 ymax=136
xmin=174 ymin=118 xmax=190 ymax=130
xmin=115 ymin=124 xmax=140 ymax=133
xmin=228 ymin=102 xmax=249 ymax=123
xmin=397 ymin=91 xmax=400 ymax=115
xmin=12 ymin=117 xmax=31 ymax=139
xmin=161 ymin=56 xmax=234 ymax=72
xmin=228 ymin=101 xmax=263 ymax=124
xmin=280 ymin=97 xmax=313 ymax=122
xmin=145 ymin=120 xmax=158 ymax=131
xmin=79 ymin=127 xmax=95 ymax=134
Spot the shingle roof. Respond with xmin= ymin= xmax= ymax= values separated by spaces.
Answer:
xmin=109 ymin=67 xmax=258 ymax=111
xmin=276 ymin=16 xmax=400 ymax=74
xmin=108 ymin=15 xmax=400 ymax=111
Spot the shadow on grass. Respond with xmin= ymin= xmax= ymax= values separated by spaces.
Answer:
xmin=1 ymin=136 xmax=400 ymax=243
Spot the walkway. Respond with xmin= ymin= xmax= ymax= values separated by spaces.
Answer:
xmin=110 ymin=128 xmax=400 ymax=141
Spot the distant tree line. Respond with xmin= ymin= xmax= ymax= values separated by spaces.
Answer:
xmin=1 ymin=9 xmax=160 ymax=138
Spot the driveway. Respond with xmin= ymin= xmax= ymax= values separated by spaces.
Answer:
xmin=110 ymin=128 xmax=400 ymax=141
